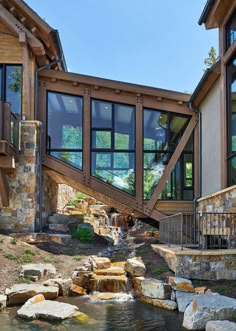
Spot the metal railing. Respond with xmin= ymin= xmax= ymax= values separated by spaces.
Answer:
xmin=159 ymin=212 xmax=236 ymax=250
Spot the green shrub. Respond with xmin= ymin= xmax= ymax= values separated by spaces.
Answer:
xmin=18 ymin=254 xmax=33 ymax=264
xmin=72 ymin=224 xmax=94 ymax=243
xmin=43 ymin=257 xmax=52 ymax=263
xmin=24 ymin=248 xmax=36 ymax=256
xmin=11 ymin=237 xmax=18 ymax=244
xmin=15 ymin=277 xmax=32 ymax=284
xmin=5 ymin=253 xmax=17 ymax=260
xmin=0 ymin=237 xmax=4 ymax=243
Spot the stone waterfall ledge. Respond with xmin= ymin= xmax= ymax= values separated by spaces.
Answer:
xmin=151 ymin=244 xmax=236 ymax=280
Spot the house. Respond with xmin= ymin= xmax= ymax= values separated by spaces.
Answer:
xmin=0 ymin=0 xmax=234 ymax=241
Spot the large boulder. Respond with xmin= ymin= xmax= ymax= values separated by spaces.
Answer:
xmin=6 ymin=284 xmax=59 ymax=306
xmin=140 ymin=278 xmax=171 ymax=300
xmin=43 ymin=278 xmax=72 ymax=296
xmin=125 ymin=257 xmax=146 ymax=277
xmin=183 ymin=294 xmax=236 ymax=330
xmin=168 ymin=277 xmax=195 ymax=293
xmin=176 ymin=291 xmax=198 ymax=313
xmin=206 ymin=320 xmax=236 ymax=331
xmin=17 ymin=294 xmax=79 ymax=320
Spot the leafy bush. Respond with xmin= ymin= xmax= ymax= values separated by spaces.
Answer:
xmin=10 ymin=237 xmax=18 ymax=245
xmin=72 ymin=224 xmax=94 ymax=243
xmin=18 ymin=254 xmax=33 ymax=264
xmin=0 ymin=237 xmax=4 ymax=243
xmin=16 ymin=277 xmax=32 ymax=284
xmin=5 ymin=253 xmax=17 ymax=260
xmin=24 ymin=249 xmax=36 ymax=256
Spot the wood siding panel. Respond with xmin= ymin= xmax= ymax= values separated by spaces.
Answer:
xmin=0 ymin=34 xmax=22 ymax=63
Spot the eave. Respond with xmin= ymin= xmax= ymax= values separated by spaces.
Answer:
xmin=0 ymin=0 xmax=67 ymax=70
xmin=199 ymin=0 xmax=233 ymax=29
xmin=188 ymin=59 xmax=221 ymax=108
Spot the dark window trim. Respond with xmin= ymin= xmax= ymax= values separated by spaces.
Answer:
xmin=226 ymin=9 xmax=236 ymax=51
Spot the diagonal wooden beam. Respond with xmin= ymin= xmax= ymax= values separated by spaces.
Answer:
xmin=144 ymin=113 xmax=198 ymax=215
xmin=0 ymin=169 xmax=9 ymax=206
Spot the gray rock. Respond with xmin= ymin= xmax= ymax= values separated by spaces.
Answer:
xmin=125 ymin=257 xmax=146 ymax=277
xmin=43 ymin=278 xmax=72 ymax=296
xmin=5 ymin=284 xmax=59 ymax=306
xmin=206 ymin=320 xmax=236 ymax=331
xmin=17 ymin=296 xmax=78 ymax=320
xmin=140 ymin=278 xmax=171 ymax=300
xmin=168 ymin=277 xmax=195 ymax=293
xmin=0 ymin=294 xmax=7 ymax=309
xmin=20 ymin=264 xmax=57 ymax=280
xmin=176 ymin=291 xmax=198 ymax=313
xmin=183 ymin=294 xmax=236 ymax=330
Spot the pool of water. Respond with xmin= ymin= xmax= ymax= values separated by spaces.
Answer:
xmin=0 ymin=297 xmax=186 ymax=331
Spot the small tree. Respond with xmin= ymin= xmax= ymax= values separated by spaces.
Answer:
xmin=204 ymin=46 xmax=217 ymax=68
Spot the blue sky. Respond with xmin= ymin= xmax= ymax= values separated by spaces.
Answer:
xmin=25 ymin=0 xmax=218 ymax=93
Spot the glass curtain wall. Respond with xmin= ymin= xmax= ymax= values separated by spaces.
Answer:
xmin=143 ymin=108 xmax=193 ymax=200
xmin=227 ymin=58 xmax=236 ymax=185
xmin=0 ymin=64 xmax=22 ymax=116
xmin=47 ymin=91 xmax=83 ymax=169
xmin=91 ymin=99 xmax=135 ymax=195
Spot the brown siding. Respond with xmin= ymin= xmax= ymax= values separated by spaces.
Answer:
xmin=0 ymin=23 xmax=22 ymax=63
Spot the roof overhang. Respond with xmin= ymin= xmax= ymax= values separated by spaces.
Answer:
xmin=188 ymin=59 xmax=221 ymax=108
xmin=199 ymin=0 xmax=234 ymax=29
xmin=0 ymin=0 xmax=67 ymax=70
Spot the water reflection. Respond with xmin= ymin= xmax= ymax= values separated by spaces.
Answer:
xmin=1 ymin=298 xmax=185 ymax=331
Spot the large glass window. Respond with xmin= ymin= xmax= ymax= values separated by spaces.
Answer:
xmin=226 ymin=10 xmax=236 ymax=50
xmin=91 ymin=99 xmax=135 ymax=195
xmin=143 ymin=108 xmax=193 ymax=200
xmin=227 ymin=58 xmax=236 ymax=185
xmin=47 ymin=91 xmax=83 ymax=170
xmin=0 ymin=65 xmax=22 ymax=116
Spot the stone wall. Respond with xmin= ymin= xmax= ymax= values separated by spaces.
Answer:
xmin=197 ymin=185 xmax=236 ymax=213
xmin=152 ymin=245 xmax=236 ymax=280
xmin=43 ymin=175 xmax=80 ymax=230
xmin=0 ymin=121 xmax=40 ymax=233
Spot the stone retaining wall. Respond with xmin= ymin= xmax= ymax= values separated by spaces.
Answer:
xmin=152 ymin=245 xmax=236 ymax=280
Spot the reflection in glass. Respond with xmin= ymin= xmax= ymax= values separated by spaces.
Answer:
xmin=6 ymin=65 xmax=22 ymax=115
xmin=47 ymin=91 xmax=83 ymax=170
xmin=91 ymin=99 xmax=135 ymax=195
xmin=227 ymin=10 xmax=236 ymax=49
xmin=143 ymin=108 xmax=193 ymax=200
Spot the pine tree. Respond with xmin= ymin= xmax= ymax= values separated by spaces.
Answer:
xmin=204 ymin=46 xmax=217 ymax=68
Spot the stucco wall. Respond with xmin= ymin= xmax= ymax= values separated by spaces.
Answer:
xmin=200 ymin=78 xmax=221 ymax=196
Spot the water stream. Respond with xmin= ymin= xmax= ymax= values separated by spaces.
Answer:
xmin=0 ymin=296 xmax=186 ymax=331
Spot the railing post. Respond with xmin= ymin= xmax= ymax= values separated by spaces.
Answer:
xmin=180 ymin=213 xmax=183 ymax=250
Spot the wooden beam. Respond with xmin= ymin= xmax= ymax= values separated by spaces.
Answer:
xmin=135 ymin=97 xmax=143 ymax=209
xmin=0 ymin=4 xmax=46 ymax=56
xmin=145 ymin=114 xmax=198 ymax=215
xmin=0 ymin=156 xmax=15 ymax=168
xmin=0 ymin=169 xmax=9 ymax=206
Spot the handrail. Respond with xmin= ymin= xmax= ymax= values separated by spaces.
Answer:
xmin=0 ymin=100 xmax=20 ymax=154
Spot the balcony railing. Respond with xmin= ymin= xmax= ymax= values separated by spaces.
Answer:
xmin=0 ymin=100 xmax=20 ymax=155
xmin=159 ymin=212 xmax=236 ymax=250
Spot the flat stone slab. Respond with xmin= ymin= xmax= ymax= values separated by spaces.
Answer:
xmin=183 ymin=294 xmax=236 ymax=330
xmin=43 ymin=278 xmax=72 ymax=296
xmin=139 ymin=295 xmax=177 ymax=310
xmin=17 ymin=295 xmax=79 ymax=320
xmin=206 ymin=320 xmax=236 ymax=331
xmin=89 ymin=256 xmax=111 ymax=270
xmin=20 ymin=264 xmax=56 ymax=280
xmin=90 ymin=292 xmax=133 ymax=302
xmin=6 ymin=284 xmax=59 ymax=306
